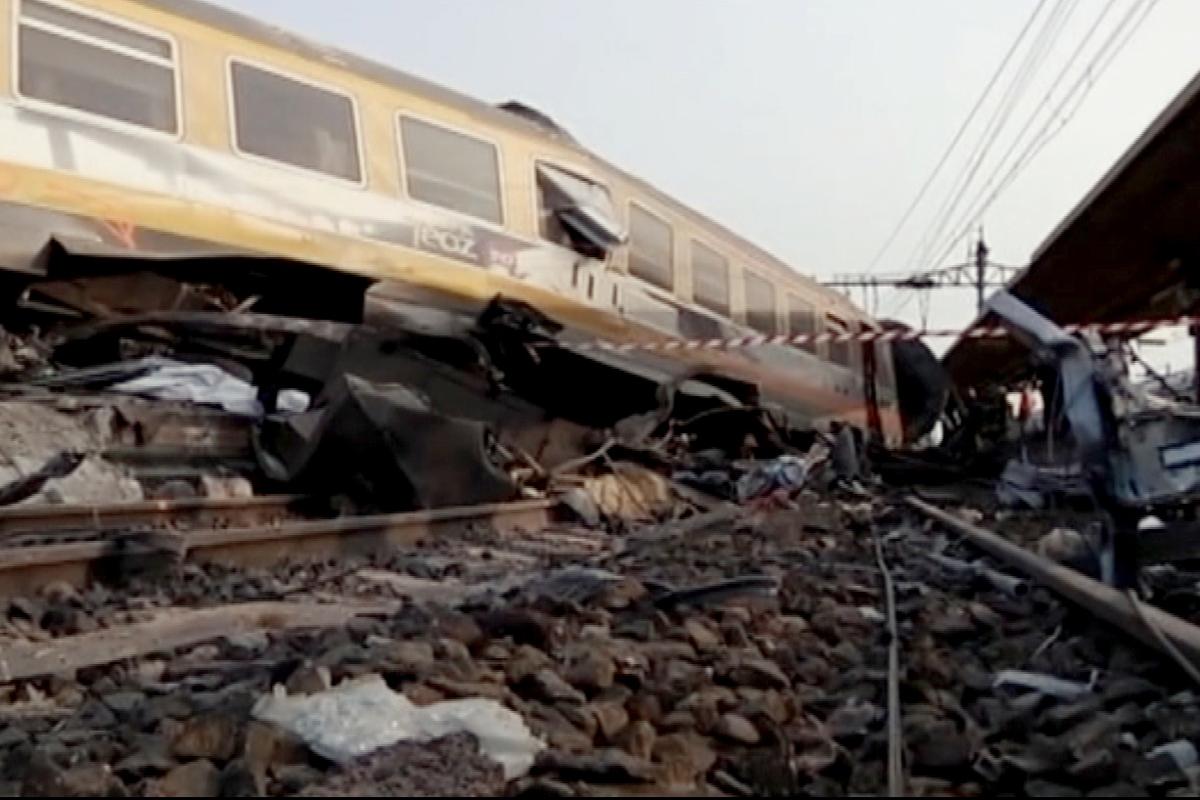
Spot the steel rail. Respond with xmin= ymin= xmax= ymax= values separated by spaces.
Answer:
xmin=0 ymin=497 xmax=563 ymax=597
xmin=0 ymin=494 xmax=307 ymax=538
xmin=874 ymin=534 xmax=905 ymax=796
xmin=907 ymin=496 xmax=1200 ymax=672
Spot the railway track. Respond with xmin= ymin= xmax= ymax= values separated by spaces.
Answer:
xmin=0 ymin=496 xmax=566 ymax=598
xmin=7 ymin=487 xmax=1200 ymax=794
xmin=874 ymin=533 xmax=904 ymax=796
xmin=869 ymin=495 xmax=1200 ymax=795
xmin=0 ymin=494 xmax=309 ymax=539
xmin=10 ymin=489 xmax=1200 ymax=795
xmin=907 ymin=495 xmax=1200 ymax=675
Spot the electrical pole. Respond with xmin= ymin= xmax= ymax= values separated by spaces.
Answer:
xmin=975 ymin=235 xmax=990 ymax=314
xmin=823 ymin=249 xmax=1019 ymax=316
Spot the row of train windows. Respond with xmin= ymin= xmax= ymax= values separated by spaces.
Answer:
xmin=629 ymin=205 xmax=749 ymax=323
xmin=13 ymin=0 xmax=862 ymax=371
xmin=14 ymin=0 xmax=505 ymax=222
xmin=627 ymin=203 xmax=859 ymax=368
xmin=16 ymin=0 xmax=627 ymax=254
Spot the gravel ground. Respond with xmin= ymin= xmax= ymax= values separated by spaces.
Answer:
xmin=1 ymin=486 xmax=1198 ymax=796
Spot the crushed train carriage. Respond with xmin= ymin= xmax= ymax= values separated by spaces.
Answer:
xmin=0 ymin=0 xmax=930 ymax=489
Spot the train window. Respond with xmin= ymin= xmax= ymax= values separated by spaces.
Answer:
xmin=787 ymin=293 xmax=819 ymax=354
xmin=231 ymin=62 xmax=362 ymax=183
xmin=691 ymin=241 xmax=730 ymax=316
xmin=16 ymin=0 xmax=178 ymax=134
xmin=744 ymin=272 xmax=778 ymax=335
xmin=536 ymin=163 xmax=624 ymax=258
xmin=628 ymin=204 xmax=674 ymax=291
xmin=827 ymin=314 xmax=856 ymax=369
xmin=399 ymin=116 xmax=503 ymax=224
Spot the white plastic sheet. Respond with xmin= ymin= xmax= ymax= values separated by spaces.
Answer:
xmin=109 ymin=357 xmax=262 ymax=416
xmin=252 ymin=675 xmax=543 ymax=780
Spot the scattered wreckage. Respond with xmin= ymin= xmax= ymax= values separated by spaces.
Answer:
xmin=931 ymin=291 xmax=1200 ymax=592
xmin=0 ymin=275 xmax=1197 ymax=798
xmin=3 ymin=440 xmax=1200 ymax=796
xmin=0 ymin=1 xmax=1197 ymax=795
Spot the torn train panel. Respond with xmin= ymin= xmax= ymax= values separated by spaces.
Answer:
xmin=987 ymin=290 xmax=1200 ymax=508
xmin=535 ymin=163 xmax=626 ymax=257
xmin=20 ymin=261 xmax=837 ymax=511
xmin=255 ymin=374 xmax=515 ymax=512
xmin=272 ymin=298 xmax=634 ymax=469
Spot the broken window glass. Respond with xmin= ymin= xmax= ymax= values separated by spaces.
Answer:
xmin=692 ymin=241 xmax=730 ymax=317
xmin=231 ymin=62 xmax=362 ymax=182
xmin=400 ymin=116 xmax=503 ymax=224
xmin=628 ymin=205 xmax=674 ymax=291
xmin=745 ymin=271 xmax=778 ymax=335
xmin=787 ymin=293 xmax=819 ymax=355
xmin=17 ymin=0 xmax=177 ymax=134
xmin=536 ymin=163 xmax=624 ymax=259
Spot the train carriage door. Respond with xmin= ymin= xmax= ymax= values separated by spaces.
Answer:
xmin=859 ymin=328 xmax=884 ymax=442
xmin=873 ymin=338 xmax=900 ymax=443
xmin=831 ymin=313 xmax=883 ymax=441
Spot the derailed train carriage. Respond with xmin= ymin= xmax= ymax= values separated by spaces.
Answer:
xmin=0 ymin=0 xmax=935 ymax=505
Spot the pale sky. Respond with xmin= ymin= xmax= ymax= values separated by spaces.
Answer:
xmin=215 ymin=0 xmax=1200 ymax=368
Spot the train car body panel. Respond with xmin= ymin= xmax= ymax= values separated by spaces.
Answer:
xmin=0 ymin=0 xmax=903 ymax=443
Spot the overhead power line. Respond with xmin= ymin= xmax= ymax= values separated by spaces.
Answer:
xmin=932 ymin=0 xmax=1123 ymax=265
xmin=910 ymin=0 xmax=1080 ymax=271
xmin=926 ymin=0 xmax=1161 ymax=269
xmin=925 ymin=0 xmax=1143 ymax=267
xmin=860 ymin=0 xmax=1051 ymax=275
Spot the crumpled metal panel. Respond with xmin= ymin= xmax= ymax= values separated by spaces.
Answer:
xmin=989 ymin=290 xmax=1200 ymax=508
xmin=537 ymin=163 xmax=626 ymax=251
xmin=987 ymin=291 xmax=1108 ymax=470
xmin=256 ymin=374 xmax=514 ymax=512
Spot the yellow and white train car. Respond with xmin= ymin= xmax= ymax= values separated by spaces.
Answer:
xmin=0 ymin=0 xmax=903 ymax=444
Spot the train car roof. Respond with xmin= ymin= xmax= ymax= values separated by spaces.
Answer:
xmin=943 ymin=66 xmax=1200 ymax=388
xmin=130 ymin=0 xmax=853 ymax=314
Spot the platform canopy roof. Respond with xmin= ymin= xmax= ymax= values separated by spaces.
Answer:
xmin=944 ymin=69 xmax=1200 ymax=388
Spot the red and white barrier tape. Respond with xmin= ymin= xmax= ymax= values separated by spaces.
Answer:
xmin=579 ymin=315 xmax=1200 ymax=353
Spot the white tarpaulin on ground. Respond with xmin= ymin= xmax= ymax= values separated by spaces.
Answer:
xmin=252 ymin=674 xmax=543 ymax=779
